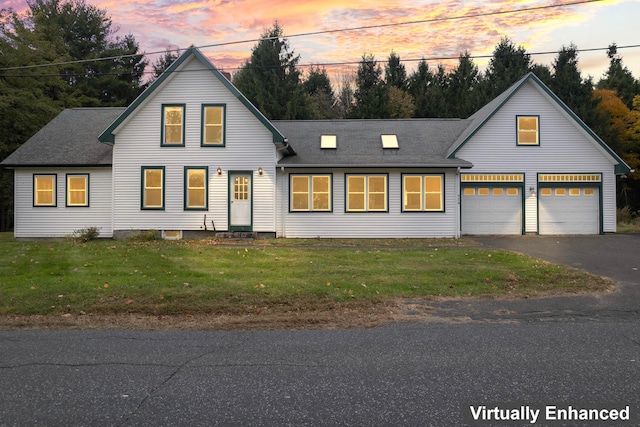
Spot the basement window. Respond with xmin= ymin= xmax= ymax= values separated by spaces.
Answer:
xmin=381 ymin=134 xmax=399 ymax=149
xmin=320 ymin=135 xmax=337 ymax=149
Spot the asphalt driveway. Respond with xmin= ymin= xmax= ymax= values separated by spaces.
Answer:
xmin=406 ymin=233 xmax=640 ymax=323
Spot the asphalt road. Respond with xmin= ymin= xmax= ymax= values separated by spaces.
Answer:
xmin=1 ymin=323 xmax=639 ymax=426
xmin=1 ymin=234 xmax=639 ymax=426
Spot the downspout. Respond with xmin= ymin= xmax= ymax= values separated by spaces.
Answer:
xmin=455 ymin=167 xmax=461 ymax=239
xmin=280 ymin=166 xmax=286 ymax=238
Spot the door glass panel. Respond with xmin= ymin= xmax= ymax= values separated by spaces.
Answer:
xmin=234 ymin=177 xmax=249 ymax=200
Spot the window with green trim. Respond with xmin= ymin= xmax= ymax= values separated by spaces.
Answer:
xmin=290 ymin=174 xmax=332 ymax=211
xmin=403 ymin=175 xmax=444 ymax=212
xmin=66 ymin=174 xmax=89 ymax=207
xmin=346 ymin=175 xmax=387 ymax=212
xmin=162 ymin=105 xmax=185 ymax=146
xmin=517 ymin=116 xmax=539 ymax=145
xmin=34 ymin=174 xmax=56 ymax=207
xmin=185 ymin=167 xmax=208 ymax=210
xmin=142 ymin=167 xmax=164 ymax=209
xmin=202 ymin=105 xmax=225 ymax=146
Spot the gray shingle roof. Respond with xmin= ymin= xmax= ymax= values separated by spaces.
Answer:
xmin=273 ymin=119 xmax=474 ymax=168
xmin=1 ymin=108 xmax=124 ymax=167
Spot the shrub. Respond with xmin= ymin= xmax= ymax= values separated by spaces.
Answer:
xmin=69 ymin=226 xmax=101 ymax=242
xmin=127 ymin=229 xmax=160 ymax=241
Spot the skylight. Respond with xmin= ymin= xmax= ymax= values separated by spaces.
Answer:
xmin=321 ymin=135 xmax=337 ymax=149
xmin=381 ymin=134 xmax=399 ymax=149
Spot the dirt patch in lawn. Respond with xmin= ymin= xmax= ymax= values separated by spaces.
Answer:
xmin=0 ymin=300 xmax=403 ymax=331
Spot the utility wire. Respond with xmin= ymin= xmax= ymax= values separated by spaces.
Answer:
xmin=1 ymin=44 xmax=638 ymax=78
xmin=0 ymin=0 xmax=605 ymax=72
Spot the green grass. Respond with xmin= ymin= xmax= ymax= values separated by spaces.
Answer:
xmin=0 ymin=233 xmax=611 ymax=316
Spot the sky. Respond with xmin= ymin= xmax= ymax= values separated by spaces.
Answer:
xmin=3 ymin=0 xmax=640 ymax=82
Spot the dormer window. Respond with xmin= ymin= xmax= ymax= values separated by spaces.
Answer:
xmin=381 ymin=134 xmax=399 ymax=149
xmin=517 ymin=116 xmax=539 ymax=145
xmin=321 ymin=135 xmax=336 ymax=149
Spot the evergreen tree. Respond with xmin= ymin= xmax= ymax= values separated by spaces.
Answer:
xmin=352 ymin=53 xmax=389 ymax=119
xmin=233 ymin=22 xmax=308 ymax=119
xmin=597 ymin=44 xmax=640 ymax=109
xmin=303 ymin=66 xmax=338 ymax=119
xmin=385 ymin=52 xmax=408 ymax=90
xmin=448 ymin=52 xmax=481 ymax=118
xmin=151 ymin=48 xmax=179 ymax=80
xmin=483 ymin=37 xmax=531 ymax=101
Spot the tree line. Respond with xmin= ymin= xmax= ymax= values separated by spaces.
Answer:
xmin=1 ymin=1 xmax=639 ymax=231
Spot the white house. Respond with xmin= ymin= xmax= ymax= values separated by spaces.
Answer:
xmin=1 ymin=46 xmax=631 ymax=239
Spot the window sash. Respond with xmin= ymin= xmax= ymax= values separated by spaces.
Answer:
xmin=67 ymin=175 xmax=88 ymax=207
xmin=291 ymin=175 xmax=332 ymax=212
xmin=185 ymin=168 xmax=207 ymax=210
xmin=347 ymin=175 xmax=387 ymax=212
xmin=163 ymin=105 xmax=184 ymax=145
xmin=403 ymin=175 xmax=443 ymax=212
xmin=34 ymin=175 xmax=56 ymax=206
xmin=202 ymin=105 xmax=224 ymax=145
xmin=143 ymin=168 xmax=164 ymax=209
xmin=517 ymin=116 xmax=539 ymax=145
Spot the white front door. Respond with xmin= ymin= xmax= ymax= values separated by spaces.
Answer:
xmin=230 ymin=172 xmax=252 ymax=230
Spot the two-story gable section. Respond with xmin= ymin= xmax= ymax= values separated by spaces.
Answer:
xmin=99 ymin=46 xmax=294 ymax=238
xmin=449 ymin=72 xmax=631 ymax=235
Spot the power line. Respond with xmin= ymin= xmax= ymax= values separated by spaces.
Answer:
xmin=1 ymin=44 xmax=638 ymax=78
xmin=0 ymin=0 xmax=605 ymax=72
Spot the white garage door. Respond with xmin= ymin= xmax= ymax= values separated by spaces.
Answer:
xmin=539 ymin=187 xmax=599 ymax=234
xmin=461 ymin=187 xmax=522 ymax=235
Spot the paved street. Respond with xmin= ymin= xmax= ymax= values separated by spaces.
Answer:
xmin=1 ymin=322 xmax=639 ymax=426
xmin=1 ymin=234 xmax=639 ymax=426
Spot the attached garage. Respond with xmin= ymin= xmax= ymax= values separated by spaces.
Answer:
xmin=461 ymin=174 xmax=524 ymax=235
xmin=538 ymin=174 xmax=601 ymax=235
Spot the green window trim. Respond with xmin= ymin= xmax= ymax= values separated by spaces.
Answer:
xmin=345 ymin=174 xmax=388 ymax=212
xmin=33 ymin=174 xmax=57 ymax=207
xmin=66 ymin=174 xmax=89 ymax=207
xmin=201 ymin=104 xmax=226 ymax=146
xmin=184 ymin=167 xmax=209 ymax=211
xmin=401 ymin=174 xmax=445 ymax=212
xmin=289 ymin=174 xmax=333 ymax=212
xmin=141 ymin=167 xmax=165 ymax=210
xmin=516 ymin=115 xmax=540 ymax=146
xmin=161 ymin=104 xmax=185 ymax=147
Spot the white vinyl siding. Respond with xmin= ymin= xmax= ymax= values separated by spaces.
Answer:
xmin=278 ymin=169 xmax=458 ymax=238
xmin=111 ymin=56 xmax=277 ymax=233
xmin=455 ymin=81 xmax=618 ymax=233
xmin=14 ymin=168 xmax=113 ymax=238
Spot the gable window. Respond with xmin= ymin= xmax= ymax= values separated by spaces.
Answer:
xmin=290 ymin=174 xmax=332 ymax=212
xmin=142 ymin=167 xmax=165 ymax=209
xmin=517 ymin=116 xmax=539 ymax=145
xmin=33 ymin=174 xmax=56 ymax=207
xmin=162 ymin=105 xmax=185 ymax=146
xmin=346 ymin=175 xmax=387 ymax=212
xmin=66 ymin=174 xmax=89 ymax=207
xmin=185 ymin=167 xmax=208 ymax=210
xmin=402 ymin=175 xmax=444 ymax=212
xmin=202 ymin=105 xmax=225 ymax=146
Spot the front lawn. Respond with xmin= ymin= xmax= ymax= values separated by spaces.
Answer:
xmin=0 ymin=233 xmax=612 ymax=322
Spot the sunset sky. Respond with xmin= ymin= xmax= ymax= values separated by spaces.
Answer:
xmin=3 ymin=0 xmax=639 ymax=81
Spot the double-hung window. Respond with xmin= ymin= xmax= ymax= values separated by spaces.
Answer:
xmin=185 ymin=167 xmax=208 ymax=210
xmin=142 ymin=167 xmax=165 ymax=209
xmin=162 ymin=105 xmax=185 ymax=146
xmin=346 ymin=175 xmax=387 ymax=212
xmin=202 ymin=105 xmax=225 ymax=146
xmin=33 ymin=174 xmax=56 ymax=207
xmin=290 ymin=174 xmax=332 ymax=212
xmin=66 ymin=174 xmax=89 ymax=207
xmin=402 ymin=175 xmax=444 ymax=212
xmin=517 ymin=116 xmax=539 ymax=145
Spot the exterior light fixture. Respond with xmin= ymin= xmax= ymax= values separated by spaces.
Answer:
xmin=258 ymin=167 xmax=263 ymax=175
xmin=217 ymin=167 xmax=222 ymax=175
xmin=529 ymin=186 xmax=536 ymax=195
